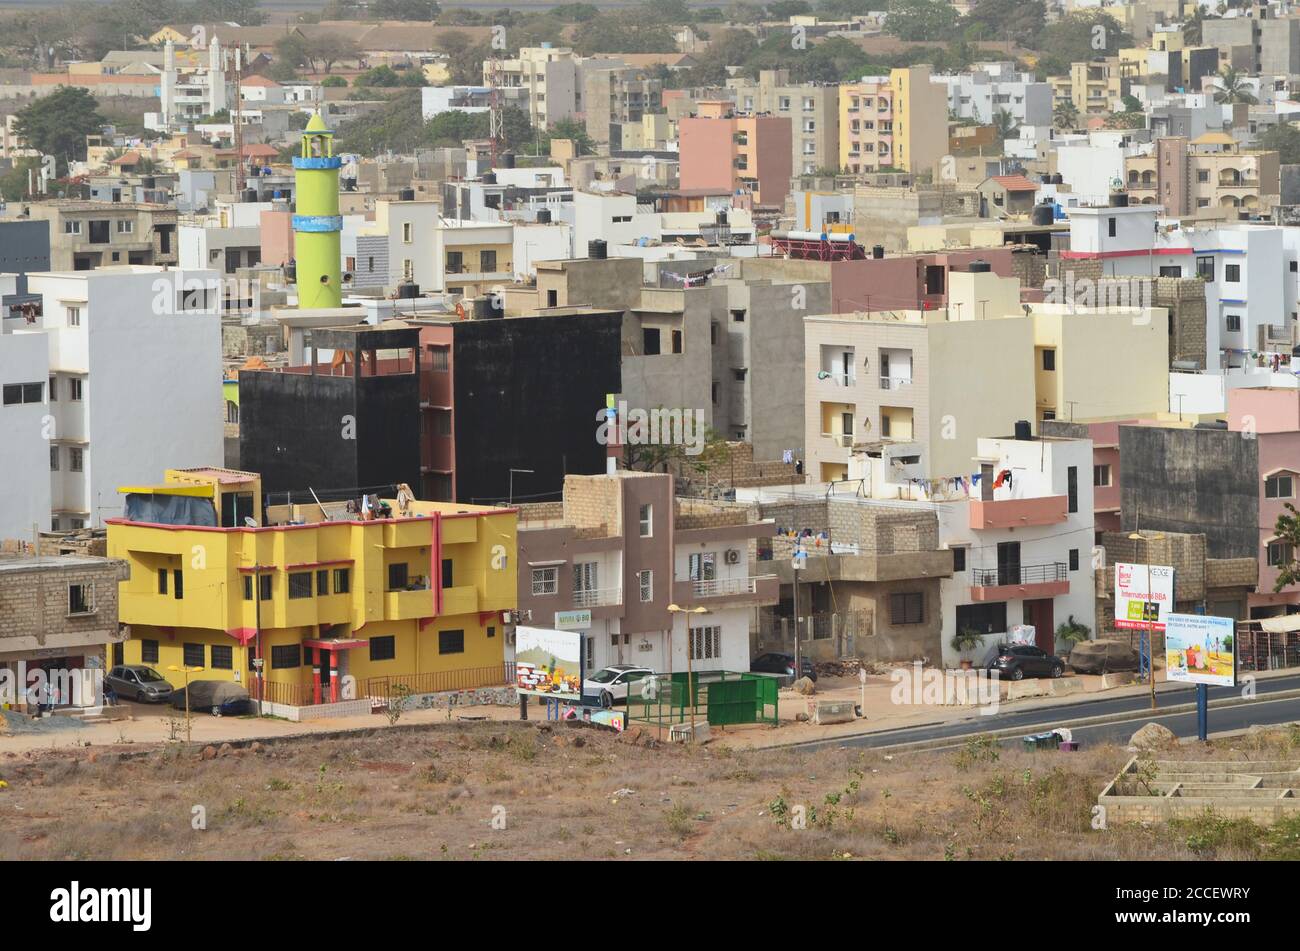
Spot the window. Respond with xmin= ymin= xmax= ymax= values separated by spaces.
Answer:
xmin=333 ymin=568 xmax=350 ymax=594
xmin=573 ymin=561 xmax=598 ymax=597
xmin=1067 ymin=466 xmax=1078 ymax=514
xmin=638 ymin=504 xmax=653 ymax=537
xmin=2 ymin=382 xmax=43 ymax=405
xmin=1107 ymin=217 xmax=1116 ymax=237
xmin=688 ymin=552 xmax=716 ymax=582
xmin=1197 ymin=169 xmax=1209 ymax=183
xmin=1268 ymin=540 xmax=1293 ymax=567
xmin=445 ymin=250 xmax=463 ymax=273
xmin=1292 ymin=261 xmax=1298 ymax=274
xmin=889 ymin=592 xmax=923 ymax=625
xmin=437 ymin=630 xmax=464 ymax=655
xmin=69 ymin=448 xmax=84 ymax=472
xmin=733 ymin=368 xmax=747 ymax=382
xmin=1042 ymin=349 xmax=1056 ymax=371
xmin=1094 ymin=463 xmax=1112 ymax=487
xmin=68 ymin=583 xmax=93 ymax=615
xmin=67 ymin=306 xmax=81 ymax=327
xmin=402 ymin=221 xmax=413 ymax=243
xmin=1225 ymin=264 xmax=1241 ymax=282
xmin=259 ymin=574 xmax=273 ymax=601
xmin=952 ymin=546 xmax=966 ymax=573
xmin=480 ymin=249 xmax=497 ymax=273
xmin=141 ymin=639 xmax=159 ymax=664
xmin=64 ymin=221 xmax=82 ymax=235
xmin=211 ymin=644 xmax=233 ymax=670
xmin=49 ymin=446 xmax=58 ymax=471
xmin=689 ymin=625 xmax=721 ymax=661
xmin=487 ymin=625 xmax=496 ymax=639
xmin=316 ymin=569 xmax=329 ymax=595
xmin=172 ymin=568 xmax=183 ymax=600
xmin=638 ymin=569 xmax=653 ymax=602
xmin=1196 ymin=255 xmax=1214 ymax=280
xmin=48 ymin=377 xmax=56 ymax=401
xmin=183 ymin=643 xmax=204 ymax=667
xmin=242 ymin=575 xmax=253 ymax=600
xmin=1266 ymin=474 xmax=1294 ymax=499
xmin=387 ymin=563 xmax=409 ymax=591
xmin=1069 ymin=548 xmax=1080 ymax=571
xmin=531 ymin=566 xmax=558 ymax=596
xmin=441 ymin=558 xmax=453 ymax=589
xmin=69 ymin=378 xmax=83 ymax=401
xmin=1226 ymin=314 xmax=1242 ymax=332
xmin=370 ymin=634 xmax=397 ymax=661
xmin=271 ymin=644 xmax=300 ymax=669
xmin=116 ymin=219 xmax=133 ymax=234
xmin=731 ymin=309 xmax=746 ymax=323
xmin=288 ymin=572 xmax=313 ymax=598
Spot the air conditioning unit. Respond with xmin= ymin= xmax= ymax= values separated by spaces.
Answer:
xmin=724 ymin=548 xmax=741 ymax=565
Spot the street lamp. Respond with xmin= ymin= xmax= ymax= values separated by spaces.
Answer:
xmin=168 ymin=663 xmax=205 ymax=743
xmin=508 ymin=468 xmax=534 ymax=505
xmin=1127 ymin=530 xmax=1165 ymax=711
xmin=667 ymin=603 xmax=709 ymax=728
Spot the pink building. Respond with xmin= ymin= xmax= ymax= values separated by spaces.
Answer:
xmin=1228 ymin=388 xmax=1300 ymax=613
xmin=678 ymin=100 xmax=792 ymax=208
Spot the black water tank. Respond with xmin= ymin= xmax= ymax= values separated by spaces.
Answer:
xmin=717 ymin=208 xmax=728 ymax=225
xmin=871 ymin=244 xmax=884 ymax=259
xmin=588 ymin=239 xmax=607 ymax=260
xmin=1014 ymin=419 xmax=1032 ymax=440
xmin=968 ymin=259 xmax=991 ymax=272
xmin=396 ymin=281 xmax=419 ymax=299
xmin=500 ymin=152 xmax=516 ymax=169
xmin=482 ymin=172 xmax=497 ymax=184
xmin=1031 ymin=202 xmax=1054 ymax=226
xmin=1109 ymin=192 xmax=1129 ymax=207
xmin=285 ymin=260 xmax=296 ymax=283
xmin=398 ymin=187 xmax=415 ymax=201
xmin=472 ymin=296 xmax=504 ymax=319
xmin=536 ymin=208 xmax=552 ymax=224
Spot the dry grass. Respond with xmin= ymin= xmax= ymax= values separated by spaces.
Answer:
xmin=1 ymin=722 xmax=1298 ymax=860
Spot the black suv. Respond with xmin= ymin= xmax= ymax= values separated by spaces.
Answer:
xmin=987 ymin=644 xmax=1064 ymax=681
xmin=750 ymin=652 xmax=818 ymax=683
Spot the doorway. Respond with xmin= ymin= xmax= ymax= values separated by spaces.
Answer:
xmin=1024 ymin=599 xmax=1055 ymax=653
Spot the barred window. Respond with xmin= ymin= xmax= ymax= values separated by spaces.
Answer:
xmin=689 ymin=625 xmax=721 ymax=661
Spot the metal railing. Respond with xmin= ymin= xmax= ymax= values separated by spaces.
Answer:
xmin=681 ymin=576 xmax=765 ymax=598
xmin=880 ymin=375 xmax=912 ymax=390
xmin=251 ymin=663 xmax=515 ymax=708
xmin=572 ymin=586 xmax=622 ymax=608
xmin=971 ymin=562 xmax=1067 ymax=587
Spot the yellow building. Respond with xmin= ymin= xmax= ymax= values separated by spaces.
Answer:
xmin=106 ymin=468 xmax=517 ymax=706
xmin=838 ymin=66 xmax=947 ymax=174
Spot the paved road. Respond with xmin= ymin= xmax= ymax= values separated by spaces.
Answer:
xmin=785 ymin=671 xmax=1300 ymax=753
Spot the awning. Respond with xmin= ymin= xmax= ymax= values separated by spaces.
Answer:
xmin=1257 ymin=614 xmax=1300 ymax=633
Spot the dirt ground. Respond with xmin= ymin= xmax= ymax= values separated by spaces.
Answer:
xmin=2 ymin=718 xmax=1298 ymax=861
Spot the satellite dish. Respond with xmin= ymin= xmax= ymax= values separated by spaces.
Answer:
xmin=243 ymin=517 xmax=257 ymax=528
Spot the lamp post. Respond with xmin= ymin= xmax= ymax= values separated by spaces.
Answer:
xmin=1127 ymin=530 xmax=1165 ymax=711
xmin=508 ymin=468 xmax=534 ymax=505
xmin=168 ymin=663 xmax=205 ymax=743
xmin=667 ymin=603 xmax=709 ymax=729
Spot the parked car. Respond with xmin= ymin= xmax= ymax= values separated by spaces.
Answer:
xmin=1069 ymin=638 xmax=1141 ymax=674
xmin=105 ymin=665 xmax=174 ymax=703
xmin=750 ymin=652 xmax=818 ymax=683
xmin=169 ymin=680 xmax=255 ymax=716
xmin=988 ymin=644 xmax=1065 ymax=681
xmin=583 ymin=665 xmax=655 ymax=707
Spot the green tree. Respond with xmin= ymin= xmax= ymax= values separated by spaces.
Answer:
xmin=767 ymin=0 xmax=814 ymax=17
xmin=370 ymin=0 xmax=441 ymax=19
xmin=14 ymin=86 xmax=104 ymax=172
xmin=962 ymin=0 xmax=1044 ymax=47
xmin=1053 ymin=99 xmax=1079 ymax=131
xmin=572 ymin=15 xmax=676 ymax=53
xmin=1273 ymin=503 xmax=1300 ymax=591
xmin=275 ymin=34 xmax=312 ymax=71
xmin=1256 ymin=122 xmax=1300 ymax=165
xmin=992 ymin=108 xmax=1017 ymax=141
xmin=884 ymin=0 xmax=959 ymax=41
xmin=321 ymin=74 xmax=349 ymax=88
xmin=0 ymin=157 xmax=43 ymax=202
xmin=1035 ymin=11 xmax=1131 ymax=75
xmin=354 ymin=65 xmax=403 ymax=87
xmin=1213 ymin=66 xmax=1258 ymax=105
xmin=314 ymin=33 xmax=362 ymax=73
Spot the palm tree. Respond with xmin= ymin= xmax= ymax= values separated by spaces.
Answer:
xmin=1053 ymin=99 xmax=1079 ymax=131
xmin=993 ymin=108 xmax=1017 ymax=141
xmin=1183 ymin=10 xmax=1204 ymax=47
xmin=1214 ymin=66 xmax=1258 ymax=105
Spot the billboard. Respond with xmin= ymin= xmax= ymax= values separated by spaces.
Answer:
xmin=514 ymin=626 xmax=584 ymax=700
xmin=1114 ymin=562 xmax=1174 ymax=631
xmin=1165 ymin=613 xmax=1236 ymax=688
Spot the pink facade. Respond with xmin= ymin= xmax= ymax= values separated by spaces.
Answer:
xmin=677 ymin=106 xmax=792 ymax=207
xmin=260 ymin=209 xmax=295 ymax=268
xmin=826 ymin=248 xmax=1018 ymax=314
xmin=968 ymin=495 xmax=1068 ymax=530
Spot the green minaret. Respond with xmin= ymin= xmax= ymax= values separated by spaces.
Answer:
xmin=293 ymin=112 xmax=342 ymax=309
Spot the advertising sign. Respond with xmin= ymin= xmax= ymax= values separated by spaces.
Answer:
xmin=514 ymin=626 xmax=584 ymax=700
xmin=554 ymin=609 xmax=592 ymax=630
xmin=1165 ymin=614 xmax=1236 ymax=688
xmin=1114 ymin=562 xmax=1174 ymax=631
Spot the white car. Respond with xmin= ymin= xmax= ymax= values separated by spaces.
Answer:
xmin=584 ymin=665 xmax=655 ymax=707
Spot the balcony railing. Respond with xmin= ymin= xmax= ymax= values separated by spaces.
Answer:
xmin=682 ymin=576 xmax=759 ymax=598
xmin=880 ymin=375 xmax=912 ymax=390
xmin=971 ymin=562 xmax=1067 ymax=587
xmin=572 ymin=586 xmax=622 ymax=608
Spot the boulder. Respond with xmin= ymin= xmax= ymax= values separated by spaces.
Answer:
xmin=792 ymin=676 xmax=816 ymax=695
xmin=1070 ymin=638 xmax=1140 ymax=675
xmin=1129 ymin=722 xmax=1178 ymax=751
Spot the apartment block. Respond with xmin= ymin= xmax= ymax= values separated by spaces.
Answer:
xmin=516 ymin=472 xmax=777 ymax=675
xmin=1124 ymin=135 xmax=1280 ymax=217
xmin=583 ymin=65 xmax=663 ymax=146
xmin=728 ymin=71 xmax=840 ymax=176
xmin=839 ymin=67 xmax=950 ymax=175
xmin=27 ymin=201 xmax=179 ymax=272
xmin=106 ymin=467 xmax=517 ymax=701
xmin=487 ymin=45 xmax=583 ymax=129
xmin=934 ymin=62 xmax=1053 ymax=129
xmin=678 ymin=101 xmax=793 ymax=207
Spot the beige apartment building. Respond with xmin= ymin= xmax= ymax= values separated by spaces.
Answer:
xmin=729 ymin=70 xmax=840 ymax=176
xmin=486 ymin=46 xmax=582 ymax=129
xmin=27 ymin=201 xmax=178 ymax=271
xmin=1125 ymin=134 xmax=1281 ymax=216
xmin=838 ymin=67 xmax=947 ymax=175
xmin=1051 ymin=59 xmax=1130 ymax=117
xmin=584 ymin=66 xmax=663 ymax=146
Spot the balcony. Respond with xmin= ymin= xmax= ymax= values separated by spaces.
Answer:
xmin=673 ymin=574 xmax=779 ymax=607
xmin=572 ymin=586 xmax=622 ymax=608
xmin=968 ymin=495 xmax=1068 ymax=530
xmin=385 ymin=586 xmax=434 ymax=621
xmin=880 ymin=375 xmax=912 ymax=390
xmin=970 ymin=562 xmax=1069 ymax=601
xmin=440 ymin=584 xmax=479 ymax=616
